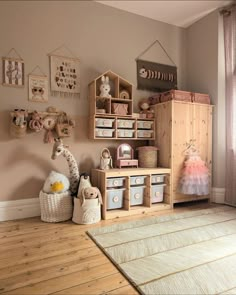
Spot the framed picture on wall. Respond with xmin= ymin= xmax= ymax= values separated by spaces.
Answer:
xmin=28 ymin=74 xmax=48 ymax=103
xmin=2 ymin=57 xmax=25 ymax=87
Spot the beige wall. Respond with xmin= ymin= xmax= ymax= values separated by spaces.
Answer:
xmin=186 ymin=10 xmax=226 ymax=188
xmin=0 ymin=1 xmax=187 ymax=201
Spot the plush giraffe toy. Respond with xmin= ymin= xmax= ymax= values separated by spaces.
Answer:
xmin=51 ymin=138 xmax=80 ymax=196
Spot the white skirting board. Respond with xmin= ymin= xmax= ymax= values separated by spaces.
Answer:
xmin=0 ymin=188 xmax=226 ymax=222
xmin=0 ymin=198 xmax=40 ymax=222
xmin=211 ymin=187 xmax=225 ymax=204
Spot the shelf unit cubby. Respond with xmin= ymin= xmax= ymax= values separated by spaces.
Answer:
xmin=89 ymin=115 xmax=155 ymax=140
xmin=91 ymin=168 xmax=172 ymax=220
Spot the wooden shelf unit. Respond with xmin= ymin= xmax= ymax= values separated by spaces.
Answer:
xmin=89 ymin=115 xmax=155 ymax=140
xmin=89 ymin=70 xmax=133 ymax=117
xmin=154 ymin=100 xmax=213 ymax=204
xmin=91 ymin=168 xmax=172 ymax=220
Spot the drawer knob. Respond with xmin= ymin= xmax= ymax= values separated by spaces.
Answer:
xmin=113 ymin=196 xmax=119 ymax=203
xmin=113 ymin=180 xmax=118 ymax=186
xmin=134 ymin=193 xmax=140 ymax=199
xmin=135 ymin=178 xmax=141 ymax=184
xmin=155 ymin=192 xmax=160 ymax=197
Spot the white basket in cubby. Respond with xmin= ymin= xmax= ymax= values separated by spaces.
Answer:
xmin=95 ymin=118 xmax=115 ymax=128
xmin=39 ymin=190 xmax=73 ymax=223
xmin=117 ymin=119 xmax=135 ymax=129
xmin=117 ymin=129 xmax=135 ymax=138
xmin=137 ymin=121 xmax=153 ymax=129
xmin=137 ymin=130 xmax=153 ymax=138
xmin=95 ymin=128 xmax=115 ymax=137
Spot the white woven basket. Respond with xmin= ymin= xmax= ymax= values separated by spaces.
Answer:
xmin=73 ymin=197 xmax=101 ymax=225
xmin=39 ymin=190 xmax=73 ymax=222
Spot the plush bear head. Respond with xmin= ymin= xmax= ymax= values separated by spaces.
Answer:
xmin=81 ymin=187 xmax=103 ymax=205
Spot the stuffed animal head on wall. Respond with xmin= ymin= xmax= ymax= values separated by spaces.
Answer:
xmin=80 ymin=187 xmax=103 ymax=205
xmin=51 ymin=138 xmax=69 ymax=160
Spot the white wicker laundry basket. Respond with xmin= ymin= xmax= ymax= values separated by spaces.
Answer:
xmin=72 ymin=197 xmax=101 ymax=225
xmin=39 ymin=190 xmax=73 ymax=222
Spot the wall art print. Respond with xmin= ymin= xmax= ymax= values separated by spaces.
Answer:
xmin=2 ymin=57 xmax=24 ymax=87
xmin=28 ymin=74 xmax=48 ymax=103
xmin=137 ymin=59 xmax=177 ymax=92
xmin=50 ymin=55 xmax=80 ymax=97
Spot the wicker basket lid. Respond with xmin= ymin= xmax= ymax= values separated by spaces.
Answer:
xmin=137 ymin=146 xmax=159 ymax=151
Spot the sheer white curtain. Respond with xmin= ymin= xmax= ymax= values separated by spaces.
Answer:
xmin=223 ymin=5 xmax=236 ymax=205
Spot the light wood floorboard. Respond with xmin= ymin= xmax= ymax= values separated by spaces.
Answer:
xmin=0 ymin=201 xmax=218 ymax=295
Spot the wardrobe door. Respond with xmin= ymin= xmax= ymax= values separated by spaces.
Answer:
xmin=172 ymin=102 xmax=194 ymax=202
xmin=192 ymin=104 xmax=213 ymax=190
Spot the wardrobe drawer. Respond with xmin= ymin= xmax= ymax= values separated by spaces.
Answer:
xmin=130 ymin=175 xmax=146 ymax=186
xmin=106 ymin=177 xmax=125 ymax=188
xmin=130 ymin=186 xmax=145 ymax=206
xmin=107 ymin=189 xmax=125 ymax=209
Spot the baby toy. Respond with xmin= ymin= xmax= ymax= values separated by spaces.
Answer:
xmin=138 ymin=98 xmax=154 ymax=118
xmin=99 ymin=75 xmax=111 ymax=98
xmin=77 ymin=173 xmax=92 ymax=198
xmin=29 ymin=111 xmax=43 ymax=132
xmin=100 ymin=148 xmax=113 ymax=170
xmin=51 ymin=138 xmax=80 ymax=196
xmin=80 ymin=186 xmax=103 ymax=205
xmin=43 ymin=171 xmax=70 ymax=194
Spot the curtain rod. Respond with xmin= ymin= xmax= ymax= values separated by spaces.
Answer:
xmin=220 ymin=3 xmax=236 ymax=15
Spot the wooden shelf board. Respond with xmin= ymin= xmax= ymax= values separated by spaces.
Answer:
xmin=94 ymin=167 xmax=171 ymax=176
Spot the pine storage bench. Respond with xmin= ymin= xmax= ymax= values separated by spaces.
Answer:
xmin=91 ymin=168 xmax=172 ymax=219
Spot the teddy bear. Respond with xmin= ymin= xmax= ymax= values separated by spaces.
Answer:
xmin=80 ymin=187 xmax=103 ymax=205
xmin=138 ymin=98 xmax=154 ymax=118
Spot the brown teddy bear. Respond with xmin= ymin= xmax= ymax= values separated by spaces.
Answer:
xmin=80 ymin=187 xmax=103 ymax=205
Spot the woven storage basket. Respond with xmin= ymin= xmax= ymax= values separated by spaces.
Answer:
xmin=10 ymin=122 xmax=27 ymax=138
xmin=39 ymin=190 xmax=72 ymax=222
xmin=137 ymin=146 xmax=159 ymax=168
xmin=72 ymin=197 xmax=101 ymax=225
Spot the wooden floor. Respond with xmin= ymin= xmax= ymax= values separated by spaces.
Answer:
xmin=0 ymin=201 xmax=217 ymax=295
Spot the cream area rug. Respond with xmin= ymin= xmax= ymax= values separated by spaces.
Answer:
xmin=87 ymin=206 xmax=236 ymax=295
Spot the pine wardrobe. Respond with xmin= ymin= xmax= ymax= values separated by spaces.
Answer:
xmin=154 ymin=100 xmax=213 ymax=204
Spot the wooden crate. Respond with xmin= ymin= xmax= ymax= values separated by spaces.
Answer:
xmin=160 ymin=90 xmax=192 ymax=103
xmin=192 ymin=92 xmax=210 ymax=104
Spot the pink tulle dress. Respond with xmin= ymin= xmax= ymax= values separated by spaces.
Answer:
xmin=179 ymin=150 xmax=209 ymax=195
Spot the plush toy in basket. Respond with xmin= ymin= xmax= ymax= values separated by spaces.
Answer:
xmin=73 ymin=185 xmax=102 ymax=225
xmin=39 ymin=171 xmax=73 ymax=223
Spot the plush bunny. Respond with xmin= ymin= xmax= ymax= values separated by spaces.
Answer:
xmin=80 ymin=187 xmax=103 ymax=205
xmin=99 ymin=75 xmax=111 ymax=98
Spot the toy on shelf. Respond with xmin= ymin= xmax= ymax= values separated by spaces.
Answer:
xmin=39 ymin=171 xmax=72 ymax=223
xmin=116 ymin=143 xmax=138 ymax=168
xmin=100 ymin=148 xmax=113 ymax=170
xmin=29 ymin=111 xmax=44 ymax=132
xmin=51 ymin=138 xmax=80 ymax=196
xmin=99 ymin=75 xmax=112 ymax=98
xmin=138 ymin=98 xmax=154 ymax=118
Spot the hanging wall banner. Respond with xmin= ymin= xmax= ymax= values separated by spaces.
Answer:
xmin=28 ymin=74 xmax=48 ymax=103
xmin=137 ymin=59 xmax=177 ymax=92
xmin=49 ymin=55 xmax=80 ymax=97
xmin=2 ymin=57 xmax=24 ymax=87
